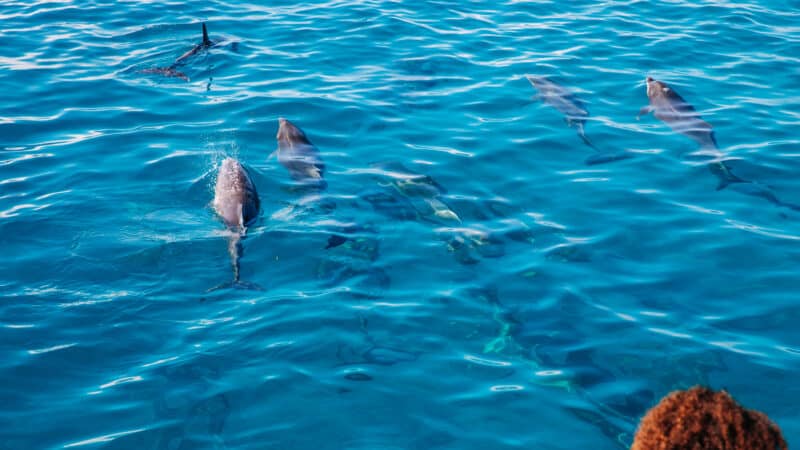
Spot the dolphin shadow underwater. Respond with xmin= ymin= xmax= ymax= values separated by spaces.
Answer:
xmin=527 ymin=75 xmax=633 ymax=166
xmin=209 ymin=157 xmax=263 ymax=291
xmin=639 ymin=76 xmax=800 ymax=213
xmin=141 ymin=23 xmax=233 ymax=82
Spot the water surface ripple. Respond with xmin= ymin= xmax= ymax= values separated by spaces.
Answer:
xmin=2 ymin=0 xmax=800 ymax=448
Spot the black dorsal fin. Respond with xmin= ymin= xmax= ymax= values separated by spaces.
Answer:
xmin=202 ymin=23 xmax=210 ymax=46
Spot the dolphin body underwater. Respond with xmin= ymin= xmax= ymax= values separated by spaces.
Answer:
xmin=639 ymin=76 xmax=800 ymax=211
xmin=639 ymin=76 xmax=745 ymax=190
xmin=527 ymin=75 xmax=632 ymax=165
xmin=212 ymin=157 xmax=261 ymax=289
xmin=273 ymin=117 xmax=361 ymax=252
xmin=275 ymin=118 xmax=327 ymax=190
xmin=141 ymin=23 xmax=216 ymax=82
xmin=272 ymin=118 xmax=389 ymax=287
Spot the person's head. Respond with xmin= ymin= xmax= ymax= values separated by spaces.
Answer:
xmin=632 ymin=386 xmax=786 ymax=450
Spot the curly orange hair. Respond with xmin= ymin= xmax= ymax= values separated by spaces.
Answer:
xmin=631 ymin=386 xmax=786 ymax=450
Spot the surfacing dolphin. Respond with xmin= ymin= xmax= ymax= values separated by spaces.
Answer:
xmin=639 ymin=76 xmax=800 ymax=211
xmin=141 ymin=23 xmax=216 ymax=82
xmin=275 ymin=118 xmax=327 ymax=189
xmin=175 ymin=23 xmax=214 ymax=65
xmin=638 ymin=76 xmax=744 ymax=186
xmin=527 ymin=75 xmax=631 ymax=165
xmin=212 ymin=157 xmax=261 ymax=289
xmin=639 ymin=76 xmax=750 ymax=191
xmin=638 ymin=76 xmax=721 ymax=150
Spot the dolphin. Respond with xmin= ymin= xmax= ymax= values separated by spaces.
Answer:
xmin=367 ymin=162 xmax=508 ymax=264
xmin=638 ymin=76 xmax=721 ymax=150
xmin=527 ymin=75 xmax=632 ymax=164
xmin=638 ymin=76 xmax=747 ymax=190
xmin=174 ymin=23 xmax=214 ymax=65
xmin=212 ymin=157 xmax=260 ymax=288
xmin=370 ymin=161 xmax=460 ymax=223
xmin=639 ymin=77 xmax=800 ymax=210
xmin=142 ymin=23 xmax=215 ymax=82
xmin=275 ymin=118 xmax=327 ymax=188
xmin=527 ymin=75 xmax=598 ymax=151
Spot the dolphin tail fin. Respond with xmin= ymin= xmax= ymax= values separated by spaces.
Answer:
xmin=234 ymin=280 xmax=265 ymax=290
xmin=576 ymin=123 xmax=599 ymax=151
xmin=209 ymin=233 xmax=265 ymax=292
xmin=711 ymin=161 xmax=747 ymax=191
xmin=202 ymin=23 xmax=211 ymax=46
xmin=716 ymin=176 xmax=745 ymax=191
xmin=709 ymin=131 xmax=720 ymax=151
xmin=206 ymin=280 xmax=265 ymax=292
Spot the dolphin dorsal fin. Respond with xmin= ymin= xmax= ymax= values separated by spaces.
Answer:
xmin=202 ymin=23 xmax=211 ymax=46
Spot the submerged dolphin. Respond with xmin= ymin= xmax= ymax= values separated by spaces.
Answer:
xmin=527 ymin=75 xmax=597 ymax=150
xmin=213 ymin=157 xmax=260 ymax=287
xmin=366 ymin=162 xmax=508 ymax=264
xmin=142 ymin=23 xmax=215 ymax=82
xmin=275 ymin=118 xmax=326 ymax=188
xmin=639 ymin=77 xmax=800 ymax=210
xmin=638 ymin=76 xmax=745 ymax=190
xmin=370 ymin=161 xmax=460 ymax=223
xmin=638 ymin=76 xmax=720 ymax=150
xmin=527 ymin=75 xmax=631 ymax=164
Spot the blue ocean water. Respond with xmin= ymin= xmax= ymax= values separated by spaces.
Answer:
xmin=2 ymin=0 xmax=800 ymax=448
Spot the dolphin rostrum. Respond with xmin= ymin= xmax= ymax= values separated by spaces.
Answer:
xmin=213 ymin=157 xmax=260 ymax=287
xmin=142 ymin=23 xmax=215 ymax=82
xmin=275 ymin=118 xmax=327 ymax=189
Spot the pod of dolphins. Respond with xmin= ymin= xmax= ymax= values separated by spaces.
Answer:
xmin=144 ymin=23 xmax=797 ymax=288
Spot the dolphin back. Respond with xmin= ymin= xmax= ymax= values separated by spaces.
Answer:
xmin=141 ymin=22 xmax=215 ymax=81
xmin=212 ymin=158 xmax=261 ymax=289
xmin=646 ymin=78 xmax=717 ymax=149
xmin=527 ymin=75 xmax=588 ymax=119
xmin=214 ymin=158 xmax=260 ymax=229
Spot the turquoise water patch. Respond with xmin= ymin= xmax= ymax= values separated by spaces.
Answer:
xmin=2 ymin=1 xmax=799 ymax=448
